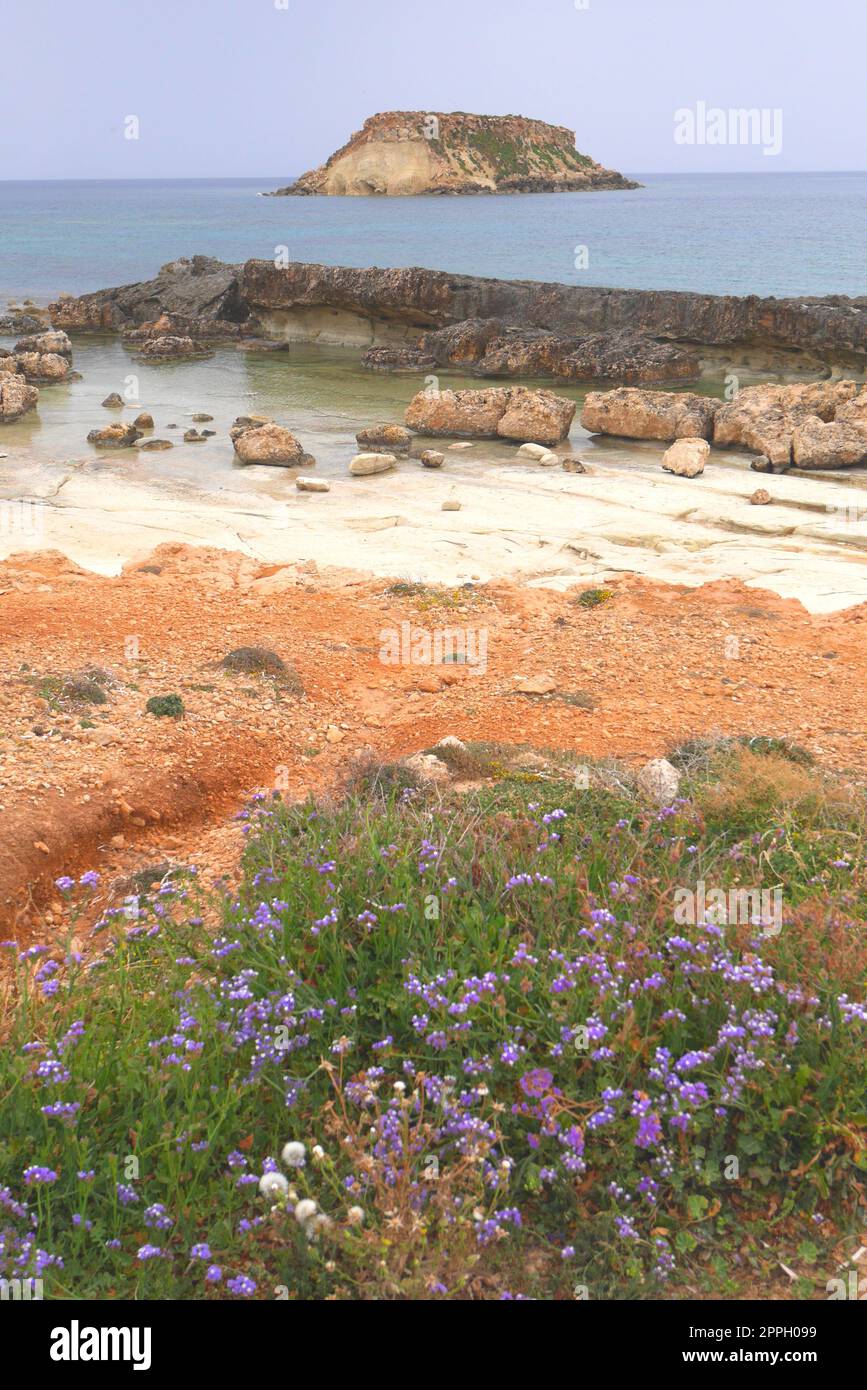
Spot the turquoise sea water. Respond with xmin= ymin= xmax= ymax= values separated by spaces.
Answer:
xmin=1 ymin=173 xmax=865 ymax=303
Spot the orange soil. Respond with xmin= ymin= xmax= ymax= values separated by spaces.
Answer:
xmin=2 ymin=543 xmax=866 ymax=942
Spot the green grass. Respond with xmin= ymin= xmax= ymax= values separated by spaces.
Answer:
xmin=1 ymin=750 xmax=865 ymax=1300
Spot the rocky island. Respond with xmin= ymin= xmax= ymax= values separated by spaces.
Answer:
xmin=268 ymin=110 xmax=638 ymax=197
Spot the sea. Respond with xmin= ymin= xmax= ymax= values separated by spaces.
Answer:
xmin=0 ymin=172 xmax=864 ymax=479
xmin=1 ymin=172 xmax=865 ymax=303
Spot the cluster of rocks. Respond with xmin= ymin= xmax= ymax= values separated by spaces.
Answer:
xmin=405 ymin=385 xmax=575 ymax=446
xmin=0 ymin=330 xmax=74 ymax=421
xmin=360 ymin=322 xmax=695 ymax=385
xmin=1 ymin=329 xmax=72 ymax=381
xmin=414 ymin=319 xmax=699 ymax=385
xmin=581 ymin=382 xmax=867 ymax=471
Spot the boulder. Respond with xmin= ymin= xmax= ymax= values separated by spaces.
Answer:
xmin=661 ymin=437 xmax=709 ymax=477
xmin=13 ymin=351 xmax=69 ymax=382
xmin=349 ymin=452 xmax=396 ymax=475
xmin=230 ymin=419 xmax=313 ymax=467
xmin=355 ymin=423 xmax=412 ymax=454
xmin=14 ymin=330 xmax=72 ymax=359
xmin=581 ymin=388 xmax=718 ymax=442
xmin=636 ymin=758 xmax=680 ymax=805
xmin=136 ymin=334 xmax=213 ymax=361
xmin=405 ymin=385 xmax=574 ymax=445
xmin=405 ymin=386 xmax=511 ymax=438
xmin=713 ymin=381 xmax=861 ymax=466
xmin=0 ymin=374 xmax=39 ymax=422
xmin=86 ymin=423 xmax=142 ymax=447
xmin=791 ymin=415 xmax=867 ymax=469
xmin=495 ymin=387 xmax=575 ymax=446
xmin=134 ymin=412 xmax=154 ymax=429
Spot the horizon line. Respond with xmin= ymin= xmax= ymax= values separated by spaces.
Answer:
xmin=1 ymin=169 xmax=867 ymax=185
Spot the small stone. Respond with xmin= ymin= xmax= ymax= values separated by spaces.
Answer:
xmin=325 ymin=725 xmax=345 ymax=743
xmin=184 ymin=429 xmax=207 ymax=442
xmin=516 ymin=674 xmax=557 ymax=695
xmin=349 ymin=452 xmax=396 ymax=475
xmin=191 ymin=412 xmax=213 ymax=422
xmin=34 ymin=840 xmax=50 ymax=854
xmin=448 ymin=442 xmax=474 ymax=451
xmin=441 ymin=499 xmax=461 ymax=511
xmin=636 ymin=758 xmax=680 ymax=805
xmin=750 ymin=488 xmax=772 ymax=505
xmin=296 ymin=476 xmax=330 ymax=492
xmin=420 ymin=450 xmax=444 ymax=468
xmin=110 ymin=834 xmax=126 ymax=849
xmin=133 ymin=412 xmax=154 ymax=429
xmin=562 ymin=458 xmax=587 ymax=473
xmin=517 ymin=442 xmax=550 ymax=460
xmin=750 ymin=455 xmax=772 ymax=473
xmin=101 ymin=393 xmax=123 ymax=408
xmin=139 ymin=439 xmax=173 ymax=451
xmin=537 ymin=451 xmax=559 ymax=466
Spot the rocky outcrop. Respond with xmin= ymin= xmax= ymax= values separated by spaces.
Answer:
xmin=49 ymin=257 xmax=249 ymax=336
xmin=51 ymin=258 xmax=867 ymax=376
xmin=661 ymin=438 xmax=709 ymax=477
xmin=230 ymin=418 xmax=314 ymax=467
xmin=0 ymin=374 xmax=39 ymax=422
xmin=271 ymin=111 xmax=637 ymax=197
xmin=581 ymin=388 xmax=719 ymax=442
xmin=713 ymin=382 xmax=862 ymax=466
xmin=240 ymin=261 xmax=867 ymax=373
xmin=418 ymin=320 xmax=699 ymax=384
xmin=406 ymin=385 xmax=574 ymax=445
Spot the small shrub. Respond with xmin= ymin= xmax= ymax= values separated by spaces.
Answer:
xmin=146 ymin=694 xmax=184 ymax=719
xmin=574 ymin=587 xmax=613 ymax=609
xmin=221 ymin=646 xmax=287 ymax=677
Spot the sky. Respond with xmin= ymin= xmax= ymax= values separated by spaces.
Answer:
xmin=1 ymin=0 xmax=863 ymax=180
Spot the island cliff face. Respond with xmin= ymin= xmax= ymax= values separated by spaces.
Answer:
xmin=270 ymin=111 xmax=638 ymax=196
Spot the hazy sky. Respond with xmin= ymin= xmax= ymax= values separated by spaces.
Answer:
xmin=2 ymin=0 xmax=863 ymax=179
